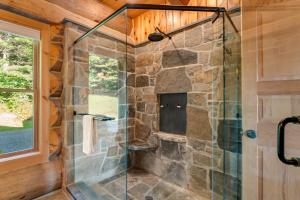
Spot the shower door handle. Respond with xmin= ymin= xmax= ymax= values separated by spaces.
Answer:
xmin=277 ymin=116 xmax=300 ymax=167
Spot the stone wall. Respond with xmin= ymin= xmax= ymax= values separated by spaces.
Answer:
xmin=62 ymin=22 xmax=135 ymax=185
xmin=132 ymin=13 xmax=241 ymax=199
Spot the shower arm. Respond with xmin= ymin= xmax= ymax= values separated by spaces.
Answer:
xmin=212 ymin=11 xmax=220 ymax=24
xmin=155 ymin=27 xmax=172 ymax=40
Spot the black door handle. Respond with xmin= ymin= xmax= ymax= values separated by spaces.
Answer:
xmin=277 ymin=116 xmax=300 ymax=167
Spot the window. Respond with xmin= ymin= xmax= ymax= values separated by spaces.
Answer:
xmin=0 ymin=20 xmax=40 ymax=158
xmin=88 ymin=53 xmax=119 ymax=118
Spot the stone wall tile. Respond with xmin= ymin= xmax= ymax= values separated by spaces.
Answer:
xmin=160 ymin=32 xmax=185 ymax=51
xmin=188 ymin=165 xmax=208 ymax=194
xmin=161 ymin=140 xmax=182 ymax=161
xmin=127 ymin=74 xmax=136 ymax=87
xmin=155 ymin=68 xmax=192 ymax=93
xmin=135 ymin=119 xmax=151 ymax=140
xmin=136 ymin=75 xmax=149 ymax=87
xmin=188 ymin=93 xmax=207 ymax=107
xmin=164 ymin=162 xmax=187 ymax=187
xmin=96 ymin=37 xmax=116 ymax=50
xmin=187 ymin=106 xmax=211 ymax=140
xmin=198 ymin=51 xmax=210 ymax=66
xmin=162 ymin=50 xmax=198 ymax=68
xmin=193 ymin=152 xmax=211 ymax=167
xmin=185 ymin=26 xmax=202 ymax=47
xmin=209 ymin=170 xmax=241 ymax=199
xmin=136 ymin=53 xmax=154 ymax=67
xmin=137 ymin=102 xmax=145 ymax=112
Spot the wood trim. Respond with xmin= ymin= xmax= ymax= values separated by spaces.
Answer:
xmin=258 ymin=147 xmax=263 ymax=200
xmin=242 ymin=2 xmax=259 ymax=199
xmin=0 ymin=9 xmax=50 ymax=172
xmin=257 ymin=80 xmax=300 ymax=95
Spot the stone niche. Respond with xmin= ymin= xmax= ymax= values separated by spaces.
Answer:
xmin=159 ymin=93 xmax=187 ymax=135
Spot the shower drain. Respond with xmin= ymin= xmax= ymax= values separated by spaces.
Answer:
xmin=145 ymin=196 xmax=153 ymax=200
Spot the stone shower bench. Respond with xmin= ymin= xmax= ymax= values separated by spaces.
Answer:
xmin=120 ymin=140 xmax=157 ymax=152
xmin=120 ymin=132 xmax=186 ymax=152
xmin=153 ymin=131 xmax=187 ymax=143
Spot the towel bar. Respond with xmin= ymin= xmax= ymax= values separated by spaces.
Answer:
xmin=73 ymin=111 xmax=115 ymax=121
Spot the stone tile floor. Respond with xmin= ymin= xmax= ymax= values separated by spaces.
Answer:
xmin=90 ymin=168 xmax=210 ymax=200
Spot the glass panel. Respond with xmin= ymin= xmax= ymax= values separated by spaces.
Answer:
xmin=0 ymin=31 xmax=34 ymax=90
xmin=130 ymin=8 xmax=232 ymax=200
xmin=0 ymin=92 xmax=34 ymax=155
xmin=212 ymin=12 xmax=242 ymax=200
xmin=66 ymin=9 xmax=128 ymax=199
xmin=88 ymin=53 xmax=119 ymax=118
xmin=66 ymin=6 xmax=242 ymax=200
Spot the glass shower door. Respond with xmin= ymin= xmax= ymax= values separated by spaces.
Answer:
xmin=66 ymin=9 xmax=130 ymax=199
xmin=211 ymin=11 xmax=242 ymax=200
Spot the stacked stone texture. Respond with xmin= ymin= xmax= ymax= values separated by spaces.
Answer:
xmin=133 ymin=15 xmax=241 ymax=199
xmin=61 ymin=12 xmax=241 ymax=199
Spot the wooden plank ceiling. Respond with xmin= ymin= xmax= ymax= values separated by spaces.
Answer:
xmin=99 ymin=0 xmax=191 ymax=18
xmin=99 ymin=0 xmax=240 ymax=43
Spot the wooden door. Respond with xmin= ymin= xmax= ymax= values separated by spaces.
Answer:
xmin=242 ymin=0 xmax=300 ymax=199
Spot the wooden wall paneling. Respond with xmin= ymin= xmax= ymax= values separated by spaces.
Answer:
xmin=187 ymin=0 xmax=198 ymax=24
xmin=197 ymin=0 xmax=208 ymax=20
xmin=217 ymin=0 xmax=228 ymax=8
xmin=173 ymin=11 xmax=182 ymax=29
xmin=159 ymin=10 xmax=168 ymax=34
xmin=180 ymin=10 xmax=189 ymax=28
xmin=0 ymin=159 xmax=62 ymax=200
xmin=228 ymin=0 xmax=241 ymax=8
xmin=207 ymin=0 xmax=217 ymax=7
xmin=166 ymin=10 xmax=173 ymax=32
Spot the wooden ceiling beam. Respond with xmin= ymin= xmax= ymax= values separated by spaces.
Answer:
xmin=0 ymin=0 xmax=134 ymax=43
xmin=45 ymin=0 xmax=132 ymax=34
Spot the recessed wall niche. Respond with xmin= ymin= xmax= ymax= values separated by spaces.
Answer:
xmin=159 ymin=93 xmax=187 ymax=135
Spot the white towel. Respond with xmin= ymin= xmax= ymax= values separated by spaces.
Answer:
xmin=82 ymin=115 xmax=97 ymax=155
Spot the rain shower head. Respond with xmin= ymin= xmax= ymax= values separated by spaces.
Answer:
xmin=148 ymin=27 xmax=172 ymax=42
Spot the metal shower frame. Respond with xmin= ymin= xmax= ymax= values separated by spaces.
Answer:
xmin=73 ymin=3 xmax=239 ymax=45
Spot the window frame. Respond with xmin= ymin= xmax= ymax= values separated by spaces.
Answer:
xmin=0 ymin=41 xmax=39 ymax=159
xmin=0 ymin=10 xmax=50 ymax=172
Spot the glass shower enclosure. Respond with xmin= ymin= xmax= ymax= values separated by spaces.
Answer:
xmin=64 ymin=4 xmax=241 ymax=200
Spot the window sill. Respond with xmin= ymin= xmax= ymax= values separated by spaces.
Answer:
xmin=0 ymin=151 xmax=48 ymax=173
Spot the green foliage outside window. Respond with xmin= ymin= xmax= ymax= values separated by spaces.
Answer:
xmin=0 ymin=31 xmax=34 ymax=121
